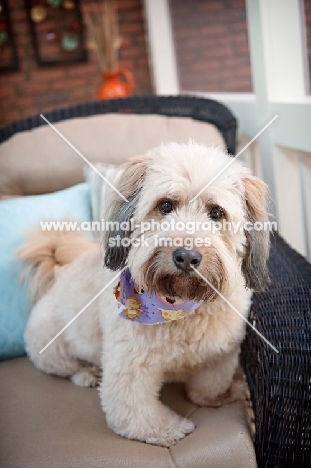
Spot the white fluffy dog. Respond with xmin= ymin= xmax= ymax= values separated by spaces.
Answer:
xmin=19 ymin=142 xmax=269 ymax=447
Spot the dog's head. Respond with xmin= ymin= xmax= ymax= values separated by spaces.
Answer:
xmin=104 ymin=142 xmax=270 ymax=302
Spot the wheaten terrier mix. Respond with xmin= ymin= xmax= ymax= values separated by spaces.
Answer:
xmin=18 ymin=142 xmax=269 ymax=447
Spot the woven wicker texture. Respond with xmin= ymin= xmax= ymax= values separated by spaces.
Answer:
xmin=242 ymin=233 xmax=311 ymax=468
xmin=1 ymin=95 xmax=309 ymax=467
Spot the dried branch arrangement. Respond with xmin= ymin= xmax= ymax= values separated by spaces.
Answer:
xmin=84 ymin=0 xmax=121 ymax=72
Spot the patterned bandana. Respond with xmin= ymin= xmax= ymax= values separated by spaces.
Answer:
xmin=114 ymin=269 xmax=204 ymax=325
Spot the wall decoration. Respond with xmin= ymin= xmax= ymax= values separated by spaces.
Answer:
xmin=0 ymin=0 xmax=19 ymax=71
xmin=84 ymin=0 xmax=134 ymax=100
xmin=26 ymin=0 xmax=86 ymax=66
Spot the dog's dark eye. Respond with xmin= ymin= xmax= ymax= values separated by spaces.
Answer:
xmin=210 ymin=206 xmax=224 ymax=220
xmin=159 ymin=201 xmax=173 ymax=215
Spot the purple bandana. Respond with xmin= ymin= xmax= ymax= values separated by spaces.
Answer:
xmin=114 ymin=269 xmax=203 ymax=325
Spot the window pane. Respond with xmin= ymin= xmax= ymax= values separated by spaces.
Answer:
xmin=304 ymin=0 xmax=311 ymax=93
xmin=170 ymin=0 xmax=253 ymax=92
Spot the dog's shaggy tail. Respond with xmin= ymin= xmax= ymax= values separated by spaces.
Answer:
xmin=17 ymin=230 xmax=96 ymax=303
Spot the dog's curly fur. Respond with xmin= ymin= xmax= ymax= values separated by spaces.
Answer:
xmin=18 ymin=142 xmax=269 ymax=447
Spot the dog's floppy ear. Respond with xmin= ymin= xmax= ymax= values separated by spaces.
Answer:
xmin=104 ymin=155 xmax=147 ymax=271
xmin=242 ymin=175 xmax=270 ymax=291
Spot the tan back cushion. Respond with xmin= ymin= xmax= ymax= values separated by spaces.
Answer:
xmin=0 ymin=113 xmax=225 ymax=199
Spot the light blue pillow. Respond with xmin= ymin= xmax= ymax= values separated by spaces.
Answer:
xmin=84 ymin=163 xmax=117 ymax=238
xmin=0 ymin=183 xmax=91 ymax=360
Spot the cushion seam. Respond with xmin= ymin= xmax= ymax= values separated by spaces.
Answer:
xmin=166 ymin=405 xmax=199 ymax=468
xmin=240 ymin=430 xmax=255 ymax=468
xmin=186 ymin=404 xmax=199 ymax=419
xmin=167 ymin=446 xmax=178 ymax=468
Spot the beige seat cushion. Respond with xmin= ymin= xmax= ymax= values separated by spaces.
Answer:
xmin=0 ymin=114 xmax=225 ymax=199
xmin=0 ymin=357 xmax=256 ymax=468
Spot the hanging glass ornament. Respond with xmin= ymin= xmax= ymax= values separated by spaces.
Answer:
xmin=47 ymin=0 xmax=61 ymax=7
xmin=46 ymin=29 xmax=58 ymax=42
xmin=62 ymin=0 xmax=75 ymax=10
xmin=61 ymin=33 xmax=78 ymax=51
xmin=31 ymin=6 xmax=47 ymax=23
xmin=0 ymin=30 xmax=8 ymax=45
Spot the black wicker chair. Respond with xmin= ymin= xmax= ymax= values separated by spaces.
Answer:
xmin=1 ymin=95 xmax=310 ymax=468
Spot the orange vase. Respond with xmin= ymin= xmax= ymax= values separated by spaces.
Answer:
xmin=97 ymin=68 xmax=134 ymax=100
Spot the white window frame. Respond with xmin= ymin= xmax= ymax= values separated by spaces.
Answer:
xmin=143 ymin=0 xmax=311 ymax=259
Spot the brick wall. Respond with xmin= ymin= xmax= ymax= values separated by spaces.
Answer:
xmin=0 ymin=0 xmax=153 ymax=128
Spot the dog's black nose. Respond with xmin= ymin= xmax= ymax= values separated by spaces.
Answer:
xmin=172 ymin=248 xmax=202 ymax=272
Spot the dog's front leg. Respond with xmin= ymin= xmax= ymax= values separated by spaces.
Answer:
xmin=99 ymin=349 xmax=195 ymax=447
xmin=186 ymin=349 xmax=247 ymax=407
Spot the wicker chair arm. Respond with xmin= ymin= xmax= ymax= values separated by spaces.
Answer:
xmin=241 ymin=233 xmax=311 ymax=468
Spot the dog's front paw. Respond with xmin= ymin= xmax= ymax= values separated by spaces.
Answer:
xmin=70 ymin=365 xmax=101 ymax=387
xmin=111 ymin=411 xmax=195 ymax=447
xmin=187 ymin=380 xmax=247 ymax=407
xmin=144 ymin=414 xmax=195 ymax=447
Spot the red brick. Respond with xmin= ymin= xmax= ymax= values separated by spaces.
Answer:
xmin=120 ymin=23 xmax=143 ymax=34
xmin=9 ymin=0 xmax=24 ymax=8
xmin=0 ymin=87 xmax=15 ymax=98
xmin=198 ymin=1 xmax=223 ymax=12
xmin=10 ymin=8 xmax=27 ymax=22
xmin=3 ymin=110 xmax=20 ymax=123
xmin=118 ymin=0 xmax=140 ymax=10
xmin=17 ymin=83 xmax=50 ymax=95
xmin=0 ymin=98 xmax=16 ymax=110
xmin=30 ymin=68 xmax=67 ymax=81
xmin=16 ymin=35 xmax=33 ymax=47
xmin=119 ymin=9 xmax=143 ymax=21
xmin=51 ymin=78 xmax=87 ymax=91
xmin=3 ymin=71 xmax=25 ymax=84
xmin=15 ymin=96 xmax=33 ymax=108
xmin=66 ymin=63 xmax=101 ymax=77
